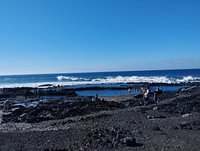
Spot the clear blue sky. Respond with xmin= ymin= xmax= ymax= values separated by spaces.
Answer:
xmin=0 ymin=0 xmax=200 ymax=75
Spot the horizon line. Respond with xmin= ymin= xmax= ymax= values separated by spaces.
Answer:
xmin=0 ymin=68 xmax=200 ymax=76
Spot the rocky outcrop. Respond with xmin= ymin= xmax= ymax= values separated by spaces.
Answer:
xmin=2 ymin=99 xmax=124 ymax=123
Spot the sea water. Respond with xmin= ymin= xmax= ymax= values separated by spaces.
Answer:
xmin=0 ymin=69 xmax=199 ymax=96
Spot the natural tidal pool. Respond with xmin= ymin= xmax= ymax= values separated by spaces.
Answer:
xmin=77 ymin=85 xmax=183 ymax=97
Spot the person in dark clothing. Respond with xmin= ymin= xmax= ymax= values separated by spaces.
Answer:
xmin=154 ymin=86 xmax=162 ymax=105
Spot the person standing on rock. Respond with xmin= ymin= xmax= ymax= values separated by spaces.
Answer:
xmin=154 ymin=91 xmax=158 ymax=105
xmin=143 ymin=89 xmax=149 ymax=106
xmin=154 ymin=86 xmax=162 ymax=105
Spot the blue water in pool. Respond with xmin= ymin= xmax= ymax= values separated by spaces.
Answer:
xmin=76 ymin=85 xmax=183 ymax=97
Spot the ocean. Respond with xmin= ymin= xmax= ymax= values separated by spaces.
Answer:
xmin=0 ymin=69 xmax=200 ymax=88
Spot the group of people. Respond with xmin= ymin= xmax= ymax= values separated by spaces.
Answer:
xmin=141 ymin=86 xmax=162 ymax=106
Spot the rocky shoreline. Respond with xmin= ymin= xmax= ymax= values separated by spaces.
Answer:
xmin=0 ymin=83 xmax=200 ymax=151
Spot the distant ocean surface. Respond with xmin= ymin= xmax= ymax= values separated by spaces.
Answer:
xmin=0 ymin=69 xmax=200 ymax=88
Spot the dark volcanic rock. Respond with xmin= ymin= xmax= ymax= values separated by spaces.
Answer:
xmin=159 ymin=96 xmax=200 ymax=114
xmin=39 ymin=89 xmax=77 ymax=97
xmin=83 ymin=127 xmax=142 ymax=150
xmin=0 ymin=87 xmax=77 ymax=99
xmin=123 ymin=137 xmax=143 ymax=147
xmin=2 ymin=106 xmax=26 ymax=123
xmin=179 ymin=120 xmax=200 ymax=130
xmin=152 ymin=126 xmax=162 ymax=131
xmin=2 ymin=100 xmax=124 ymax=123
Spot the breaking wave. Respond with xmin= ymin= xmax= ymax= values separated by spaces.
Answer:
xmin=91 ymin=76 xmax=171 ymax=83
xmin=0 ymin=75 xmax=200 ymax=88
xmin=57 ymin=75 xmax=200 ymax=84
xmin=57 ymin=76 xmax=89 ymax=81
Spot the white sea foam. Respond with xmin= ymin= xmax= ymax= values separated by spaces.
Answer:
xmin=92 ymin=76 xmax=172 ymax=83
xmin=176 ymin=76 xmax=200 ymax=83
xmin=57 ymin=76 xmax=79 ymax=81
xmin=57 ymin=76 xmax=88 ymax=81
xmin=57 ymin=75 xmax=200 ymax=84
xmin=0 ymin=75 xmax=200 ymax=88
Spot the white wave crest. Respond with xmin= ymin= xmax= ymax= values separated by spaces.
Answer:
xmin=57 ymin=76 xmax=88 ymax=81
xmin=57 ymin=76 xmax=78 ymax=81
xmin=1 ymin=75 xmax=200 ymax=88
xmin=176 ymin=76 xmax=200 ymax=83
xmin=91 ymin=75 xmax=200 ymax=84
xmin=92 ymin=76 xmax=172 ymax=83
